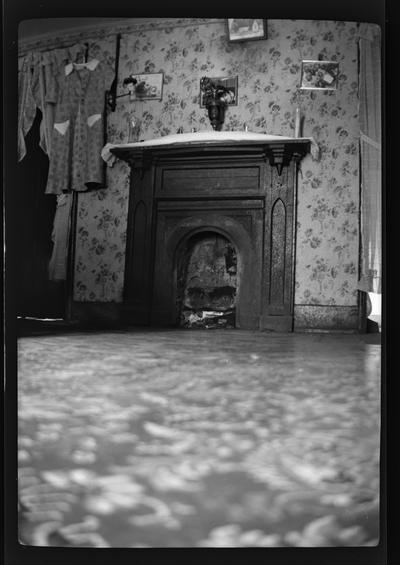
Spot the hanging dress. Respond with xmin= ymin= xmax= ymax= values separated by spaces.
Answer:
xmin=45 ymin=55 xmax=114 ymax=194
xmin=30 ymin=50 xmax=60 ymax=158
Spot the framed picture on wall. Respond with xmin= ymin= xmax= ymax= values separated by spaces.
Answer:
xmin=227 ymin=19 xmax=267 ymax=42
xmin=123 ymin=72 xmax=164 ymax=101
xmin=199 ymin=76 xmax=238 ymax=107
xmin=300 ymin=60 xmax=339 ymax=90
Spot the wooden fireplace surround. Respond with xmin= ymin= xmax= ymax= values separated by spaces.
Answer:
xmin=111 ymin=137 xmax=310 ymax=331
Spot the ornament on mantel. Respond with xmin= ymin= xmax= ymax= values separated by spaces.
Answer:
xmin=294 ymin=107 xmax=302 ymax=137
xmin=127 ymin=112 xmax=141 ymax=142
xmin=200 ymin=76 xmax=235 ymax=131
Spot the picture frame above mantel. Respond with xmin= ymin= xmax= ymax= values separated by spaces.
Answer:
xmin=199 ymin=76 xmax=238 ymax=107
xmin=300 ymin=60 xmax=339 ymax=90
xmin=227 ymin=19 xmax=267 ymax=42
xmin=123 ymin=72 xmax=164 ymax=101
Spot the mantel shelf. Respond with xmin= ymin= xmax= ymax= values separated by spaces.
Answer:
xmin=106 ymin=135 xmax=311 ymax=172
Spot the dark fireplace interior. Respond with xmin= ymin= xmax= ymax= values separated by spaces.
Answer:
xmin=176 ymin=231 xmax=239 ymax=329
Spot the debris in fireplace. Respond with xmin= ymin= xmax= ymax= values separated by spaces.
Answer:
xmin=184 ymin=286 xmax=236 ymax=311
xmin=181 ymin=309 xmax=235 ymax=329
xmin=224 ymin=244 xmax=237 ymax=275
xmin=177 ymin=234 xmax=238 ymax=329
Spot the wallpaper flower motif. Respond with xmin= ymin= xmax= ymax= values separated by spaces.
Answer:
xmin=64 ymin=19 xmax=364 ymax=307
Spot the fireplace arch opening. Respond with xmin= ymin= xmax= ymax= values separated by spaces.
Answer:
xmin=175 ymin=230 xmax=239 ymax=329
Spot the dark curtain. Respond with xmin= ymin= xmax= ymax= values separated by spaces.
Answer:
xmin=17 ymin=109 xmax=65 ymax=318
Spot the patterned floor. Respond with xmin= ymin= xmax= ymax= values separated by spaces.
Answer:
xmin=17 ymin=329 xmax=381 ymax=547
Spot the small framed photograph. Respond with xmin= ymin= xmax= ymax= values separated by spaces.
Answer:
xmin=125 ymin=72 xmax=164 ymax=101
xmin=227 ymin=19 xmax=267 ymax=42
xmin=199 ymin=76 xmax=238 ymax=107
xmin=300 ymin=60 xmax=339 ymax=90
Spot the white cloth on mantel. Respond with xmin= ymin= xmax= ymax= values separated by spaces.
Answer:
xmin=101 ymin=131 xmax=320 ymax=167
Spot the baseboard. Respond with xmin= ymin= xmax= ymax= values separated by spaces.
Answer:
xmin=294 ymin=304 xmax=358 ymax=332
xmin=260 ymin=315 xmax=293 ymax=332
xmin=71 ymin=301 xmax=124 ymax=327
xmin=71 ymin=301 xmax=360 ymax=332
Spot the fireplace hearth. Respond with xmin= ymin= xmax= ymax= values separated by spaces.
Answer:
xmin=110 ymin=134 xmax=310 ymax=331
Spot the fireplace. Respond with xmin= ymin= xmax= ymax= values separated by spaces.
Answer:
xmin=176 ymin=231 xmax=238 ymax=328
xmin=110 ymin=133 xmax=310 ymax=331
xmin=152 ymin=200 xmax=264 ymax=329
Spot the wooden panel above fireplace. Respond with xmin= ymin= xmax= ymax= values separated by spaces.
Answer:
xmin=111 ymin=137 xmax=310 ymax=331
xmin=158 ymin=166 xmax=261 ymax=197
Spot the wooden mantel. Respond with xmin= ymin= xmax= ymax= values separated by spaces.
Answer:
xmin=107 ymin=134 xmax=311 ymax=331
xmin=109 ymin=135 xmax=311 ymax=175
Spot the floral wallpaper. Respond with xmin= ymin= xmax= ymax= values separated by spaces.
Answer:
xmin=26 ymin=19 xmax=373 ymax=307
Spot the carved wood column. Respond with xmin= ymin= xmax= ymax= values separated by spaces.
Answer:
xmin=261 ymin=161 xmax=296 ymax=331
xmin=121 ymin=153 xmax=155 ymax=324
